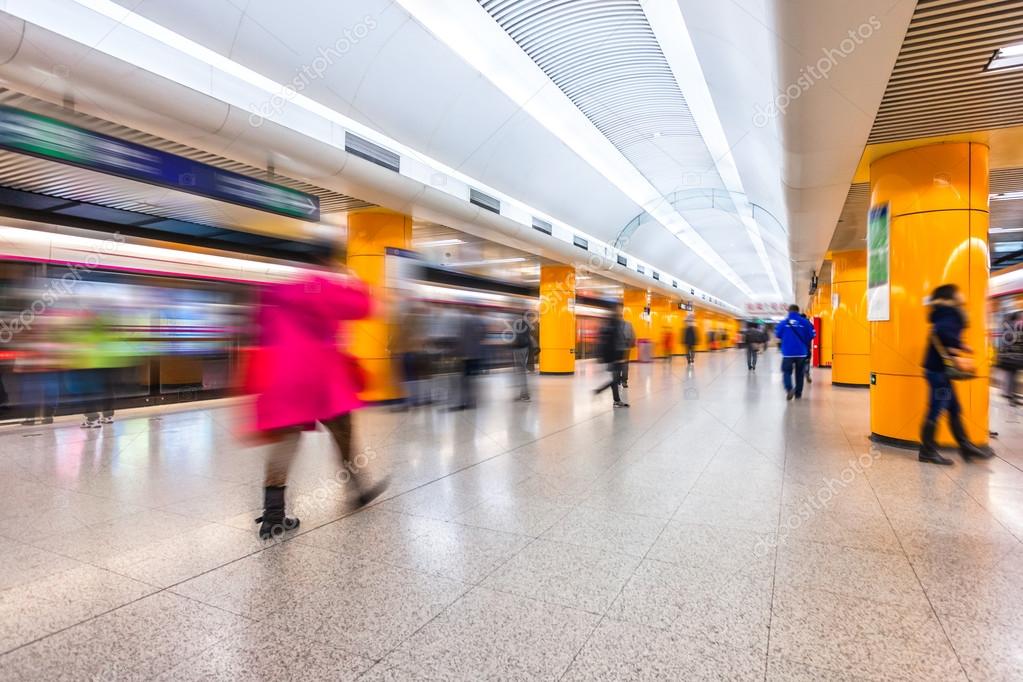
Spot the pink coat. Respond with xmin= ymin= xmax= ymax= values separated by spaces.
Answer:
xmin=253 ymin=271 xmax=371 ymax=432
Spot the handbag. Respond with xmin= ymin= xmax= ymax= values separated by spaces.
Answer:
xmin=931 ymin=333 xmax=976 ymax=380
xmin=341 ymin=351 xmax=368 ymax=393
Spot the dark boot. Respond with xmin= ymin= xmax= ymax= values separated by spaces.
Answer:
xmin=950 ymin=418 xmax=991 ymax=461
xmin=256 ymin=485 xmax=300 ymax=540
xmin=918 ymin=420 xmax=953 ymax=466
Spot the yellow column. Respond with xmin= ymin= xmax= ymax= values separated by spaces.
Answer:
xmin=672 ymin=308 xmax=685 ymax=356
xmin=651 ymin=295 xmax=673 ymax=358
xmin=347 ymin=209 xmax=412 ymax=402
xmin=539 ymin=265 xmax=576 ymax=374
xmin=832 ymin=250 xmax=870 ymax=386
xmin=869 ymin=142 xmax=990 ymax=446
xmin=623 ymin=289 xmax=650 ymax=361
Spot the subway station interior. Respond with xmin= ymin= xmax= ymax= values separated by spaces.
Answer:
xmin=0 ymin=0 xmax=1022 ymax=679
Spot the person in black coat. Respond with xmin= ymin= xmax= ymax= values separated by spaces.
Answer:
xmin=918 ymin=283 xmax=989 ymax=465
xmin=683 ymin=316 xmax=698 ymax=365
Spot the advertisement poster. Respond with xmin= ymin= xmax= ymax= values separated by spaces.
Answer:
xmin=867 ymin=202 xmax=890 ymax=321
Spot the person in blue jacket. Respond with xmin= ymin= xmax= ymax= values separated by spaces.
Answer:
xmin=918 ymin=283 xmax=990 ymax=465
xmin=775 ymin=305 xmax=815 ymax=400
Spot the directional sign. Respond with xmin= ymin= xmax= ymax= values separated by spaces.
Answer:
xmin=0 ymin=106 xmax=320 ymax=221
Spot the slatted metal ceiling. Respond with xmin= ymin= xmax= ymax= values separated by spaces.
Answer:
xmin=478 ymin=0 xmax=704 ymax=157
xmin=868 ymin=0 xmax=1023 ymax=144
xmin=0 ymin=90 xmax=371 ymax=214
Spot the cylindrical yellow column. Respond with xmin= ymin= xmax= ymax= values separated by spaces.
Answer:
xmin=347 ymin=209 xmax=412 ymax=402
xmin=869 ymin=141 xmax=990 ymax=446
xmin=651 ymin=295 xmax=673 ymax=358
xmin=832 ymin=250 xmax=870 ymax=386
xmin=539 ymin=265 xmax=576 ymax=374
xmin=623 ymin=289 xmax=650 ymax=361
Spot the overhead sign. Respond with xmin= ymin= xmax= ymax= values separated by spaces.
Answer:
xmin=745 ymin=301 xmax=788 ymax=316
xmin=0 ymin=106 xmax=320 ymax=222
xmin=867 ymin=202 xmax=890 ymax=321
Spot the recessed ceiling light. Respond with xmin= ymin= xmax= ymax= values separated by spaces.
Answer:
xmin=441 ymin=257 xmax=527 ymax=267
xmin=413 ymin=238 xmax=466 ymax=247
xmin=987 ymin=42 xmax=1023 ymax=71
xmin=991 ymin=227 xmax=1023 ymax=234
xmin=990 ymin=191 xmax=1023 ymax=201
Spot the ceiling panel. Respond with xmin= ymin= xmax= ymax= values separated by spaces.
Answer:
xmin=869 ymin=0 xmax=1023 ymax=144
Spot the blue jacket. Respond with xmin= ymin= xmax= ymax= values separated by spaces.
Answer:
xmin=775 ymin=313 xmax=815 ymax=357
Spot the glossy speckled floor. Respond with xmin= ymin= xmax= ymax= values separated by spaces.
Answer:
xmin=1 ymin=349 xmax=1021 ymax=680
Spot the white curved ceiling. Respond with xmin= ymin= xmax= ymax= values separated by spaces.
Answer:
xmin=8 ymin=0 xmax=917 ymax=309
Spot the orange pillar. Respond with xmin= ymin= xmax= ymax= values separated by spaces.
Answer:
xmin=539 ymin=265 xmax=576 ymax=374
xmin=868 ymin=142 xmax=990 ymax=446
xmin=623 ymin=289 xmax=650 ymax=361
xmin=347 ymin=209 xmax=412 ymax=402
xmin=831 ymin=250 xmax=870 ymax=386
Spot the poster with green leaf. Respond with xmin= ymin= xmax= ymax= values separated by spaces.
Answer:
xmin=867 ymin=202 xmax=890 ymax=321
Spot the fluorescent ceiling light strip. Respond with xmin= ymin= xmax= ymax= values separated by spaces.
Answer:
xmin=643 ymin=0 xmax=783 ymax=300
xmin=393 ymin=0 xmax=753 ymax=298
xmin=12 ymin=0 xmax=741 ymax=313
xmin=990 ymin=191 xmax=1023 ymax=201
xmin=412 ymin=238 xmax=466 ymax=247
xmin=441 ymin=257 xmax=527 ymax=267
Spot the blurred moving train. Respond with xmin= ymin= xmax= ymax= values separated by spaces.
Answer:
xmin=0 ymin=221 xmax=614 ymax=420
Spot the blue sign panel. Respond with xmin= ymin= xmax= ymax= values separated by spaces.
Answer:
xmin=0 ymin=106 xmax=320 ymax=221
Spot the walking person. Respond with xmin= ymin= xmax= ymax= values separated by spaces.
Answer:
xmin=998 ymin=311 xmax=1022 ymax=406
xmin=918 ymin=284 xmax=990 ymax=465
xmin=684 ymin=315 xmax=698 ymax=366
xmin=776 ymin=305 xmax=815 ymax=400
xmin=621 ymin=314 xmax=635 ymax=389
xmin=745 ymin=323 xmax=764 ymax=371
xmin=594 ymin=303 xmax=630 ymax=408
xmin=249 ymin=252 xmax=383 ymax=539
xmin=510 ymin=309 xmax=536 ymax=402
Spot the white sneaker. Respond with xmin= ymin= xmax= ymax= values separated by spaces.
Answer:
xmin=81 ymin=419 xmax=100 ymax=429
xmin=100 ymin=416 xmax=114 ymax=424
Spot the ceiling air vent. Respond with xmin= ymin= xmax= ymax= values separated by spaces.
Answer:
xmin=617 ymin=254 xmax=627 ymax=266
xmin=344 ymin=133 xmax=400 ymax=172
xmin=470 ymin=188 xmax=501 ymax=214
xmin=637 ymin=265 xmax=645 ymax=275
xmin=573 ymin=235 xmax=588 ymax=250
xmin=672 ymin=280 xmax=678 ymax=288
xmin=652 ymin=271 xmax=660 ymax=281
xmin=532 ymin=217 xmax=552 ymax=235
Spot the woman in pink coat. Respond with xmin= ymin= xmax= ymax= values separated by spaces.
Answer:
xmin=251 ymin=260 xmax=376 ymax=539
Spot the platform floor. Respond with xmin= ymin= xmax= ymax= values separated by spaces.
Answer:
xmin=0 ymin=349 xmax=1020 ymax=680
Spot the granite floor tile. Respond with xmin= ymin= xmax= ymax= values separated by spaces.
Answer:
xmin=540 ymin=506 xmax=669 ymax=557
xmin=377 ymin=521 xmax=531 ymax=583
xmin=481 ymin=538 xmax=641 ymax=614
xmin=0 ymin=562 xmax=157 ymax=655
xmin=0 ymin=591 xmax=248 ymax=681
xmin=563 ymin=618 xmax=765 ymax=681
xmin=380 ymin=587 xmax=600 ymax=680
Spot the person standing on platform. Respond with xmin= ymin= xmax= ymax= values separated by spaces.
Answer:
xmin=249 ymin=250 xmax=382 ymax=540
xmin=776 ymin=305 xmax=815 ymax=400
xmin=998 ymin=311 xmax=1022 ymax=406
xmin=594 ymin=303 xmax=630 ymax=408
xmin=918 ymin=284 xmax=990 ymax=465
xmin=510 ymin=309 xmax=536 ymax=402
xmin=745 ymin=323 xmax=764 ymax=371
xmin=684 ymin=315 xmax=698 ymax=366
xmin=621 ymin=314 xmax=635 ymax=389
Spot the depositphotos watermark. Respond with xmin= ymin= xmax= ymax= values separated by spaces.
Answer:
xmin=752 ymin=16 xmax=881 ymax=128
xmin=248 ymin=14 xmax=378 ymax=127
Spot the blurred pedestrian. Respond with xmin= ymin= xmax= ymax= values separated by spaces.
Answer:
xmin=453 ymin=307 xmax=485 ymax=410
xmin=510 ymin=309 xmax=536 ymax=402
xmin=684 ymin=315 xmax=697 ymax=365
xmin=745 ymin=322 xmax=765 ymax=371
xmin=250 ymin=251 xmax=380 ymax=539
xmin=776 ymin=305 xmax=814 ymax=400
xmin=998 ymin=311 xmax=1022 ymax=406
xmin=594 ymin=302 xmax=630 ymax=408
xmin=621 ymin=315 xmax=635 ymax=388
xmin=918 ymin=284 xmax=990 ymax=465
xmin=800 ymin=313 xmax=814 ymax=384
